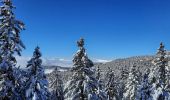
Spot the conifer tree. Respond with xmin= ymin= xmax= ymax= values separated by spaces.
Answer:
xmin=64 ymin=38 xmax=99 ymax=100
xmin=96 ymin=66 xmax=107 ymax=100
xmin=152 ymin=42 xmax=170 ymax=99
xmin=138 ymin=69 xmax=153 ymax=100
xmin=105 ymin=68 xmax=119 ymax=100
xmin=119 ymin=66 xmax=129 ymax=99
xmin=123 ymin=65 xmax=139 ymax=100
xmin=0 ymin=0 xmax=25 ymax=99
xmin=25 ymin=47 xmax=50 ymax=100
xmin=50 ymin=68 xmax=64 ymax=100
xmin=156 ymin=43 xmax=168 ymax=86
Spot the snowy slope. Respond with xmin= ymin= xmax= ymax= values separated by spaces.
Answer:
xmin=47 ymin=55 xmax=155 ymax=86
xmin=44 ymin=66 xmax=70 ymax=74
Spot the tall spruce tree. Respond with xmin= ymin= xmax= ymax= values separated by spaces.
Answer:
xmin=105 ymin=68 xmax=119 ymax=100
xmin=25 ymin=47 xmax=50 ymax=100
xmin=152 ymin=42 xmax=170 ymax=99
xmin=156 ymin=43 xmax=167 ymax=87
xmin=123 ymin=65 xmax=139 ymax=100
xmin=0 ymin=0 xmax=25 ymax=99
xmin=64 ymin=38 xmax=99 ymax=100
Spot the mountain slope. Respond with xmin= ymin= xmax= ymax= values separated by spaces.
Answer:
xmin=46 ymin=55 xmax=156 ymax=89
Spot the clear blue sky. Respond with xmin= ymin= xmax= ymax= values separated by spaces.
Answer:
xmin=13 ymin=0 xmax=170 ymax=59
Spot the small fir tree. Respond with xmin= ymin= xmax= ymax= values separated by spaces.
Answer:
xmin=138 ymin=69 xmax=153 ymax=100
xmin=50 ymin=68 xmax=64 ymax=100
xmin=96 ymin=66 xmax=107 ymax=100
xmin=25 ymin=47 xmax=50 ymax=100
xmin=119 ymin=66 xmax=129 ymax=99
xmin=105 ymin=68 xmax=119 ymax=100
xmin=64 ymin=38 xmax=99 ymax=100
xmin=123 ymin=65 xmax=139 ymax=100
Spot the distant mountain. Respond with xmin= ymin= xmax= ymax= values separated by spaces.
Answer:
xmin=16 ymin=56 xmax=110 ymax=68
xmin=44 ymin=65 xmax=70 ymax=74
xmin=94 ymin=55 xmax=155 ymax=78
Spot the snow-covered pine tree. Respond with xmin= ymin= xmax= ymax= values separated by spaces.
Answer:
xmin=119 ymin=66 xmax=129 ymax=99
xmin=25 ymin=47 xmax=50 ymax=100
xmin=50 ymin=68 xmax=64 ymax=100
xmin=96 ymin=66 xmax=107 ymax=100
xmin=136 ymin=66 xmax=143 ymax=84
xmin=152 ymin=42 xmax=170 ymax=99
xmin=64 ymin=38 xmax=99 ymax=100
xmin=138 ymin=69 xmax=153 ymax=100
xmin=123 ymin=64 xmax=139 ymax=100
xmin=0 ymin=0 xmax=25 ymax=99
xmin=14 ymin=66 xmax=28 ymax=99
xmin=105 ymin=68 xmax=119 ymax=100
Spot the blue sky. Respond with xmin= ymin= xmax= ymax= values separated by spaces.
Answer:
xmin=13 ymin=0 xmax=170 ymax=60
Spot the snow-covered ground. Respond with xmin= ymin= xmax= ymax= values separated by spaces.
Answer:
xmin=44 ymin=67 xmax=68 ymax=74
xmin=45 ymin=68 xmax=55 ymax=74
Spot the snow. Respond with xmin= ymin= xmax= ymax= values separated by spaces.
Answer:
xmin=45 ymin=68 xmax=55 ymax=74
xmin=1 ymin=8 xmax=170 ymax=100
xmin=58 ymin=68 xmax=68 ymax=72
xmin=45 ymin=67 xmax=68 ymax=74
xmin=33 ymin=93 xmax=38 ymax=100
